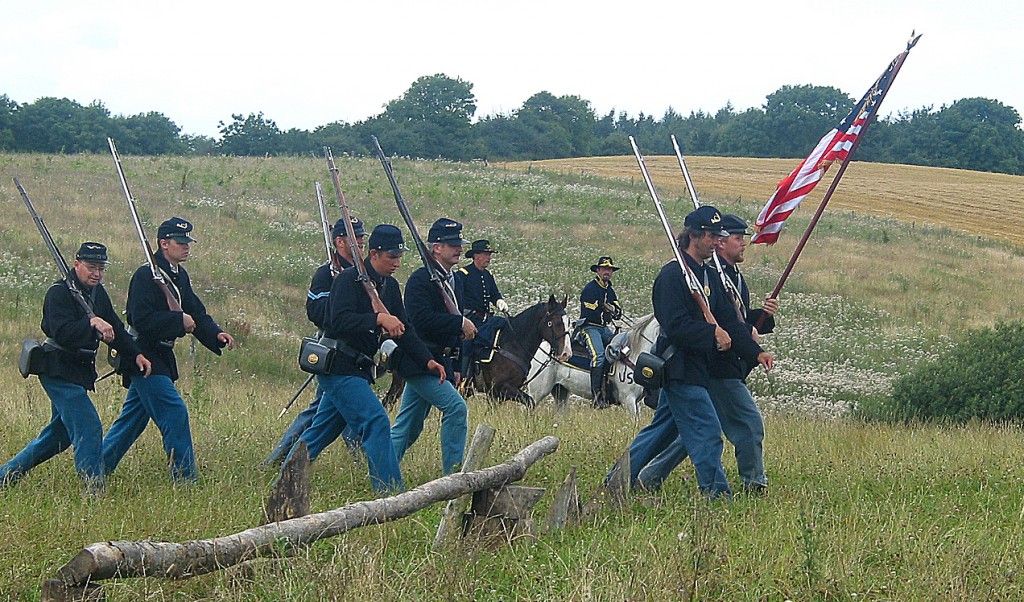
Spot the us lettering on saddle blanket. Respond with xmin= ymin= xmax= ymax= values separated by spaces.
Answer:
xmin=528 ymin=313 xmax=660 ymax=417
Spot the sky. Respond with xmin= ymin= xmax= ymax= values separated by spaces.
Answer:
xmin=3 ymin=0 xmax=1022 ymax=139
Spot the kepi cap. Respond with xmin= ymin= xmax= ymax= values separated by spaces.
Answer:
xmin=332 ymin=215 xmax=366 ymax=238
xmin=75 ymin=242 xmax=109 ymax=264
xmin=367 ymin=224 xmax=408 ymax=254
xmin=157 ymin=217 xmax=197 ymax=243
xmin=720 ymin=213 xmax=751 ymax=235
xmin=683 ymin=206 xmax=729 ymax=237
xmin=427 ymin=218 xmax=470 ymax=245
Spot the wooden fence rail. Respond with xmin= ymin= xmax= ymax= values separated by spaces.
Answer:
xmin=52 ymin=435 xmax=559 ymax=589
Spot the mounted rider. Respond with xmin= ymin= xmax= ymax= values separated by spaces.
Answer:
xmin=579 ymin=255 xmax=623 ymax=409
xmin=455 ymin=239 xmax=509 ymax=379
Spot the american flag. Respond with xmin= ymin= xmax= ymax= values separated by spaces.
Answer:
xmin=751 ymin=53 xmax=901 ymax=245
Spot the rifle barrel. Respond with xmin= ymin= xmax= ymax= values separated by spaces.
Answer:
xmin=670 ymin=135 xmax=744 ymax=320
xmin=14 ymin=177 xmax=96 ymax=319
xmin=370 ymin=137 xmax=460 ymax=316
xmin=629 ymin=137 xmax=717 ymax=326
xmin=107 ymin=137 xmax=182 ymax=312
xmin=325 ymin=147 xmax=389 ymax=315
xmin=314 ymin=182 xmax=340 ymax=277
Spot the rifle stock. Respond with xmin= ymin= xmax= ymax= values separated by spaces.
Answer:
xmin=107 ymin=138 xmax=182 ymax=313
xmin=14 ymin=178 xmax=96 ymax=320
xmin=324 ymin=147 xmax=389 ymax=316
xmin=370 ymin=137 xmax=460 ymax=316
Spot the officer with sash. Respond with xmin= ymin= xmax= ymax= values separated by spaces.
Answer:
xmin=264 ymin=216 xmax=365 ymax=466
xmin=290 ymin=224 xmax=443 ymax=493
xmin=455 ymin=239 xmax=509 ymax=377
xmin=1 ymin=243 xmax=151 ymax=492
xmin=102 ymin=218 xmax=235 ymax=484
xmin=391 ymin=218 xmax=477 ymax=476
xmin=579 ymin=256 xmax=622 ymax=408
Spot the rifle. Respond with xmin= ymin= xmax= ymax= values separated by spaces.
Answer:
xmin=277 ymin=182 xmax=339 ymax=419
xmin=325 ymin=147 xmax=389 ymax=315
xmin=314 ymin=181 xmax=343 ymax=277
xmin=14 ymin=178 xmax=97 ymax=321
xmin=371 ymin=136 xmax=460 ymax=316
xmin=670 ymin=134 xmax=745 ymax=321
xmin=629 ymin=136 xmax=720 ymax=331
xmin=277 ymin=373 xmax=315 ymax=419
xmin=107 ymin=138 xmax=183 ymax=313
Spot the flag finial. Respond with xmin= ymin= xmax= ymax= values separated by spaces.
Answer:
xmin=907 ymin=30 xmax=922 ymax=51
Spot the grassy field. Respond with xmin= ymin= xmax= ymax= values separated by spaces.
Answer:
xmin=1 ymin=152 xmax=1023 ymax=600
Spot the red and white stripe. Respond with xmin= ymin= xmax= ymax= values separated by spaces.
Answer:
xmin=752 ymin=105 xmax=871 ymax=245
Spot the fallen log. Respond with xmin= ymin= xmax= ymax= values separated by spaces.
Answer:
xmin=55 ymin=435 xmax=559 ymax=587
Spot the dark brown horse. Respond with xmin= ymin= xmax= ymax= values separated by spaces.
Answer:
xmin=379 ymin=295 xmax=569 ymax=408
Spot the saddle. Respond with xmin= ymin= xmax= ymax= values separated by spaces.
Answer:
xmin=564 ymin=331 xmax=630 ymax=371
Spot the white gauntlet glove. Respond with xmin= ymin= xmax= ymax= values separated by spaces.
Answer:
xmin=496 ymin=299 xmax=509 ymax=312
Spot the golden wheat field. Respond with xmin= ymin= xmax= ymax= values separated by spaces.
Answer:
xmin=501 ymin=156 xmax=1024 ymax=249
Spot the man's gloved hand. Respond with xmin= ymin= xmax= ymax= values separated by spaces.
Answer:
xmin=496 ymin=298 xmax=509 ymax=313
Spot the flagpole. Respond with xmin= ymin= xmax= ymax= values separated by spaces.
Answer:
xmin=759 ymin=34 xmax=921 ymax=324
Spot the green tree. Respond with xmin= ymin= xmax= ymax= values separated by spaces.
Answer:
xmin=280 ymin=128 xmax=315 ymax=156
xmin=473 ymin=113 xmax=531 ymax=160
xmin=762 ymin=85 xmax=853 ymax=157
xmin=182 ymin=134 xmax=217 ymax=155
xmin=378 ymin=74 xmax=476 ymax=160
xmin=13 ymin=97 xmax=112 ymax=153
xmin=935 ymin=98 xmax=1023 ymax=174
xmin=712 ymin=107 xmax=771 ymax=156
xmin=0 ymin=94 xmax=16 ymax=150
xmin=515 ymin=92 xmax=597 ymax=158
xmin=113 ymin=111 xmax=184 ymax=155
xmin=312 ymin=121 xmax=363 ymax=156
xmin=217 ymin=112 xmax=283 ymax=156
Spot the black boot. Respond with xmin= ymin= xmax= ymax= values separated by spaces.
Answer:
xmin=591 ymin=366 xmax=610 ymax=409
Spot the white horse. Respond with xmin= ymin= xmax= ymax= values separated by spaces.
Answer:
xmin=527 ymin=313 xmax=660 ymax=417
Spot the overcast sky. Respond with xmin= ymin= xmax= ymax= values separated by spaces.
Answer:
xmin=4 ymin=0 xmax=1021 ymax=139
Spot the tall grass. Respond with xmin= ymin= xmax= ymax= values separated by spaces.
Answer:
xmin=1 ymin=153 xmax=1023 ymax=600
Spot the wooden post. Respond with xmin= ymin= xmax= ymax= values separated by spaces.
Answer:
xmin=465 ymin=484 xmax=546 ymax=544
xmin=41 ymin=579 xmax=104 ymax=602
xmin=583 ymin=447 xmax=631 ymax=516
xmin=432 ymin=423 xmax=496 ymax=550
xmin=263 ymin=440 xmax=311 ymax=524
xmin=544 ymin=466 xmax=580 ymax=533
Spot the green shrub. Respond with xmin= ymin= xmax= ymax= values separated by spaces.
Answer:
xmin=881 ymin=321 xmax=1024 ymax=422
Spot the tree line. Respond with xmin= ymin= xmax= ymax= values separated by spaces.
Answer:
xmin=2 ymin=74 xmax=1022 ymax=175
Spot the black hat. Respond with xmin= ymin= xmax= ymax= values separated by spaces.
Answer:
xmin=75 ymin=242 xmax=109 ymax=264
xmin=332 ymin=216 xmax=366 ymax=238
xmin=157 ymin=217 xmax=197 ymax=243
xmin=720 ymin=214 xmax=751 ymax=235
xmin=367 ymin=224 xmax=408 ymax=254
xmin=683 ymin=206 xmax=729 ymax=237
xmin=590 ymin=256 xmax=621 ymax=272
xmin=465 ymin=239 xmax=497 ymax=258
xmin=427 ymin=218 xmax=470 ymax=245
